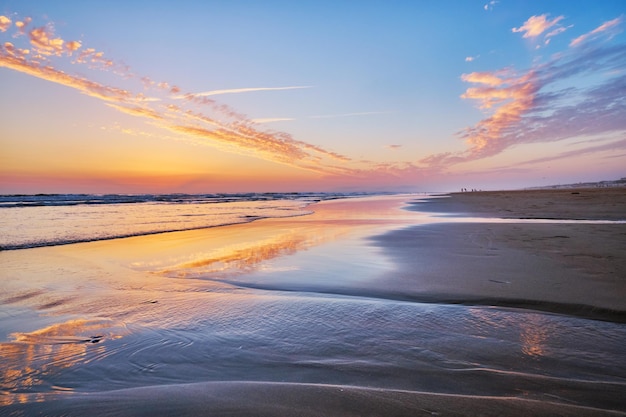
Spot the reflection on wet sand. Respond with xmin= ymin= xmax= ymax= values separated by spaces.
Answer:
xmin=0 ymin=318 xmax=126 ymax=405
xmin=121 ymin=195 xmax=418 ymax=280
xmin=146 ymin=228 xmax=345 ymax=279
xmin=520 ymin=315 xmax=550 ymax=358
xmin=468 ymin=308 xmax=550 ymax=359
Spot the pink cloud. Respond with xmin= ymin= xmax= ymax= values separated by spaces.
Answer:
xmin=570 ymin=17 xmax=623 ymax=47
xmin=512 ymin=14 xmax=570 ymax=47
xmin=512 ymin=14 xmax=565 ymax=39
xmin=461 ymin=71 xmax=504 ymax=86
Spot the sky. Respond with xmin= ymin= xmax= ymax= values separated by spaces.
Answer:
xmin=1 ymin=0 xmax=625 ymax=193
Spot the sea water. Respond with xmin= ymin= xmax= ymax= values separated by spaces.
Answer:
xmin=0 ymin=193 xmax=360 ymax=250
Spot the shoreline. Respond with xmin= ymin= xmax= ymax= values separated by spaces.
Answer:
xmin=368 ymin=187 xmax=626 ymax=321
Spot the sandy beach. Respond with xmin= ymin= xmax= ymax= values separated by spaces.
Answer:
xmin=1 ymin=190 xmax=625 ymax=416
xmin=413 ymin=187 xmax=626 ymax=220
xmin=373 ymin=188 xmax=626 ymax=320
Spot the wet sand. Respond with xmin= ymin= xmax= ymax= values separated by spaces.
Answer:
xmin=8 ymin=381 xmax=623 ymax=417
xmin=373 ymin=187 xmax=626 ymax=320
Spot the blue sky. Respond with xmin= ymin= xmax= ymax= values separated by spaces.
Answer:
xmin=1 ymin=0 xmax=625 ymax=192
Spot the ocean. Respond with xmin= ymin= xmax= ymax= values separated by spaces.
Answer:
xmin=1 ymin=193 xmax=625 ymax=415
xmin=0 ymin=192 xmax=362 ymax=250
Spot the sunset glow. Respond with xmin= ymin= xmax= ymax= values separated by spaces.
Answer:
xmin=1 ymin=1 xmax=625 ymax=193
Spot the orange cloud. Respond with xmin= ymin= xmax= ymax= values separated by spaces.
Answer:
xmin=14 ymin=17 xmax=31 ymax=35
xmin=460 ymin=76 xmax=538 ymax=157
xmin=64 ymin=40 xmax=82 ymax=54
xmin=299 ymin=141 xmax=351 ymax=162
xmin=165 ymin=124 xmax=313 ymax=169
xmin=512 ymin=14 xmax=565 ymax=39
xmin=106 ymin=103 xmax=164 ymax=121
xmin=570 ymin=17 xmax=623 ymax=47
xmin=461 ymin=71 xmax=504 ymax=86
xmin=3 ymin=42 xmax=29 ymax=57
xmin=28 ymin=26 xmax=65 ymax=56
xmin=74 ymin=46 xmax=115 ymax=70
xmin=0 ymin=15 xmax=11 ymax=32
xmin=0 ymin=51 xmax=132 ymax=103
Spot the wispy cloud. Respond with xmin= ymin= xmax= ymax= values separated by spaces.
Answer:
xmin=251 ymin=118 xmax=295 ymax=124
xmin=512 ymin=14 xmax=565 ymax=39
xmin=309 ymin=111 xmax=391 ymax=119
xmin=180 ymin=86 xmax=312 ymax=98
xmin=570 ymin=17 xmax=623 ymax=47
xmin=483 ymin=1 xmax=498 ymax=11
xmin=514 ymin=137 xmax=626 ymax=166
xmin=465 ymin=55 xmax=479 ymax=62
xmin=512 ymin=14 xmax=570 ymax=46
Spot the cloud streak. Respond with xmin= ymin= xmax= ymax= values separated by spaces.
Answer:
xmin=0 ymin=52 xmax=133 ymax=103
xmin=570 ymin=17 xmax=622 ymax=47
xmin=251 ymin=118 xmax=295 ymax=124
xmin=309 ymin=111 xmax=391 ymax=119
xmin=516 ymin=137 xmax=626 ymax=166
xmin=181 ymin=86 xmax=312 ymax=98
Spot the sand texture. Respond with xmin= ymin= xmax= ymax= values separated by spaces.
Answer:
xmin=413 ymin=187 xmax=626 ymax=220
xmin=4 ymin=382 xmax=624 ymax=417
xmin=373 ymin=188 xmax=626 ymax=320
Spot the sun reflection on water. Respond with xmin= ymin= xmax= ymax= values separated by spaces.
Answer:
xmin=519 ymin=314 xmax=550 ymax=358
xmin=468 ymin=308 xmax=552 ymax=359
xmin=0 ymin=318 xmax=126 ymax=405
xmin=129 ymin=225 xmax=349 ymax=280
